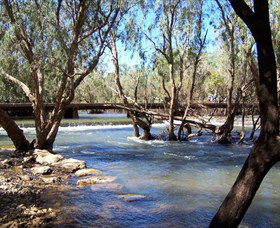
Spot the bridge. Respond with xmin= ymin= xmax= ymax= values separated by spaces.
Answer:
xmin=0 ymin=102 xmax=258 ymax=118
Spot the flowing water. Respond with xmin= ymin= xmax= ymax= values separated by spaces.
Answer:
xmin=0 ymin=115 xmax=279 ymax=227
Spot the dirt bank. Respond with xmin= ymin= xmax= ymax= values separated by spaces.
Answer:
xmin=0 ymin=150 xmax=75 ymax=227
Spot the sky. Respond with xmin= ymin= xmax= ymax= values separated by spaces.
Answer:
xmin=101 ymin=1 xmax=219 ymax=74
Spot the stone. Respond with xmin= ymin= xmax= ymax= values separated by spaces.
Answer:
xmin=31 ymin=166 xmax=52 ymax=175
xmin=55 ymin=158 xmax=86 ymax=173
xmin=13 ymin=165 xmax=24 ymax=174
xmin=77 ymin=176 xmax=115 ymax=187
xmin=91 ymin=183 xmax=123 ymax=192
xmin=117 ymin=194 xmax=147 ymax=202
xmin=20 ymin=175 xmax=32 ymax=181
xmin=41 ymin=177 xmax=60 ymax=184
xmin=23 ymin=156 xmax=35 ymax=164
xmin=75 ymin=169 xmax=102 ymax=177
xmin=1 ymin=159 xmax=13 ymax=168
xmin=34 ymin=149 xmax=63 ymax=165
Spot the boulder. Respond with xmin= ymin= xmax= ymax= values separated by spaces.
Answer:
xmin=75 ymin=169 xmax=102 ymax=177
xmin=34 ymin=149 xmax=63 ymax=165
xmin=55 ymin=158 xmax=86 ymax=173
xmin=23 ymin=156 xmax=35 ymax=164
xmin=117 ymin=194 xmax=147 ymax=202
xmin=41 ymin=177 xmax=60 ymax=184
xmin=20 ymin=175 xmax=32 ymax=181
xmin=77 ymin=176 xmax=115 ymax=187
xmin=31 ymin=166 xmax=52 ymax=175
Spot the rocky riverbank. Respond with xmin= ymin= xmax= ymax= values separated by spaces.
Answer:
xmin=0 ymin=149 xmax=90 ymax=227
xmin=0 ymin=147 xmax=141 ymax=227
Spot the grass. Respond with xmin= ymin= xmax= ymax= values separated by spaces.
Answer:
xmin=14 ymin=118 xmax=134 ymax=128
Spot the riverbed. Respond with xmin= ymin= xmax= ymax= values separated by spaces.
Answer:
xmin=0 ymin=116 xmax=279 ymax=227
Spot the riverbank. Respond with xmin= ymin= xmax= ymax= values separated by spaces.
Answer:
xmin=0 ymin=149 xmax=88 ymax=226
xmin=0 ymin=168 xmax=71 ymax=226
xmin=14 ymin=117 xmax=133 ymax=128
xmin=12 ymin=113 xmax=163 ymax=128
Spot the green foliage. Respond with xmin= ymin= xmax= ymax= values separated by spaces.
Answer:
xmin=0 ymin=0 xmax=276 ymax=107
xmin=75 ymin=71 xmax=116 ymax=103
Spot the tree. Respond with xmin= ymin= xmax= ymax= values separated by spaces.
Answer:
xmin=0 ymin=108 xmax=30 ymax=151
xmin=213 ymin=0 xmax=239 ymax=143
xmin=0 ymin=0 xmax=120 ymax=151
xmin=210 ymin=0 xmax=279 ymax=226
xmin=103 ymin=1 xmax=154 ymax=139
xmin=177 ymin=0 xmax=207 ymax=141
xmin=144 ymin=0 xmax=206 ymax=141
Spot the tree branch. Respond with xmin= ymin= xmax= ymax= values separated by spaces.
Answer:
xmin=0 ymin=69 xmax=35 ymax=102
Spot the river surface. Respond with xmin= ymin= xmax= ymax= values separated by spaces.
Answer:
xmin=0 ymin=116 xmax=280 ymax=227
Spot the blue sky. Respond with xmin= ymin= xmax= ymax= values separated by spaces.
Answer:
xmin=102 ymin=1 xmax=218 ymax=73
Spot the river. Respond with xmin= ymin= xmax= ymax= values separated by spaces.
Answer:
xmin=0 ymin=115 xmax=279 ymax=227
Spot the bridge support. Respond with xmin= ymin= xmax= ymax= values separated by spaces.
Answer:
xmin=64 ymin=108 xmax=79 ymax=119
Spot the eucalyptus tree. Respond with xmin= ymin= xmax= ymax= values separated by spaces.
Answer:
xmin=177 ymin=0 xmax=207 ymax=141
xmin=0 ymin=0 xmax=120 ymax=151
xmin=211 ymin=0 xmax=280 ymax=226
xmin=213 ymin=0 xmax=241 ymax=143
xmin=144 ymin=0 xmax=205 ymax=141
xmin=106 ymin=1 xmax=155 ymax=139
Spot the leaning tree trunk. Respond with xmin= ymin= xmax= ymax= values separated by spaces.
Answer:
xmin=249 ymin=111 xmax=260 ymax=141
xmin=215 ymin=94 xmax=239 ymax=144
xmin=210 ymin=136 xmax=279 ymax=227
xmin=211 ymin=0 xmax=280 ymax=226
xmin=0 ymin=108 xmax=30 ymax=152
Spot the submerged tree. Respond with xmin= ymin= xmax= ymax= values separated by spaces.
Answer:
xmin=143 ymin=0 xmax=208 ymax=141
xmin=211 ymin=0 xmax=280 ymax=226
xmin=107 ymin=2 xmax=155 ymax=140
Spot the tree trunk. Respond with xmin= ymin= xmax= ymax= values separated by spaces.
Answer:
xmin=211 ymin=0 xmax=279 ymax=226
xmin=215 ymin=93 xmax=239 ymax=144
xmin=109 ymin=33 xmax=150 ymax=138
xmin=34 ymin=107 xmax=66 ymax=151
xmin=210 ymin=136 xmax=279 ymax=227
xmin=178 ymin=55 xmax=200 ymax=141
xmin=168 ymin=63 xmax=177 ymax=141
xmin=238 ymin=85 xmax=247 ymax=144
xmin=140 ymin=128 xmax=154 ymax=140
xmin=249 ymin=111 xmax=260 ymax=141
xmin=238 ymin=104 xmax=246 ymax=144
xmin=0 ymin=108 xmax=30 ymax=152
xmin=132 ymin=118 xmax=140 ymax=137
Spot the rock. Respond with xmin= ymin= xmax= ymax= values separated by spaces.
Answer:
xmin=20 ymin=175 xmax=32 ymax=181
xmin=117 ymin=194 xmax=147 ymax=202
xmin=75 ymin=169 xmax=102 ymax=177
xmin=77 ymin=176 xmax=116 ymax=187
xmin=91 ymin=183 xmax=123 ymax=192
xmin=41 ymin=177 xmax=60 ymax=184
xmin=55 ymin=158 xmax=86 ymax=173
xmin=23 ymin=156 xmax=35 ymax=164
xmin=13 ymin=165 xmax=24 ymax=174
xmin=30 ymin=218 xmax=43 ymax=226
xmin=1 ymin=159 xmax=13 ymax=168
xmin=31 ymin=166 xmax=52 ymax=175
xmin=34 ymin=149 xmax=63 ymax=165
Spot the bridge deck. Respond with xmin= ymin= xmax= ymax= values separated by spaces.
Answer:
xmin=0 ymin=102 xmax=257 ymax=111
